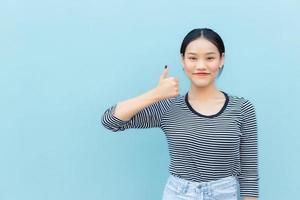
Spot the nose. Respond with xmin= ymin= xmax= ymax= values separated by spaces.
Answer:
xmin=195 ymin=60 xmax=207 ymax=70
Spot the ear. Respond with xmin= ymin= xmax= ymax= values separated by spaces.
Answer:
xmin=220 ymin=52 xmax=225 ymax=66
xmin=180 ymin=53 xmax=184 ymax=66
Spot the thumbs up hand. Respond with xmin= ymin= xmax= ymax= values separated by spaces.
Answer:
xmin=154 ymin=65 xmax=180 ymax=100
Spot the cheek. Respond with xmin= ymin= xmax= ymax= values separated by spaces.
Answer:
xmin=210 ymin=65 xmax=220 ymax=73
xmin=183 ymin=62 xmax=194 ymax=72
xmin=185 ymin=65 xmax=194 ymax=72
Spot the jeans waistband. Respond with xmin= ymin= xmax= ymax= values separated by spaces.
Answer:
xmin=168 ymin=174 xmax=238 ymax=189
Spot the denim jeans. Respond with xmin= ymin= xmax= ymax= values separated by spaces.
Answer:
xmin=162 ymin=174 xmax=240 ymax=200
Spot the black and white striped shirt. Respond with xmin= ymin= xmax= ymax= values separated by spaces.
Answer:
xmin=101 ymin=91 xmax=259 ymax=197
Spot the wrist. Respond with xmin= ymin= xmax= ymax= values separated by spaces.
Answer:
xmin=148 ymin=87 xmax=163 ymax=102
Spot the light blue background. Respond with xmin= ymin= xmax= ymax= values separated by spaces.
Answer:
xmin=0 ymin=0 xmax=299 ymax=199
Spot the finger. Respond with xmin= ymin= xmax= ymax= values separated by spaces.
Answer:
xmin=160 ymin=65 xmax=169 ymax=81
xmin=172 ymin=77 xmax=179 ymax=83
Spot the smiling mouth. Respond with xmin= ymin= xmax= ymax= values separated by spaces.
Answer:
xmin=194 ymin=73 xmax=210 ymax=76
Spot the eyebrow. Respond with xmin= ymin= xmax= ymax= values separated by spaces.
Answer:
xmin=187 ymin=52 xmax=216 ymax=55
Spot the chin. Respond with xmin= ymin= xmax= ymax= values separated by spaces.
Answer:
xmin=191 ymin=80 xmax=212 ymax=88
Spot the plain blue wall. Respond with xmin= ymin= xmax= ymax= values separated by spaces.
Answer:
xmin=0 ymin=0 xmax=299 ymax=199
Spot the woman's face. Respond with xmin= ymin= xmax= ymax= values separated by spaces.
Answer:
xmin=181 ymin=37 xmax=224 ymax=88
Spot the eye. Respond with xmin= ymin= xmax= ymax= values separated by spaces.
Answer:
xmin=207 ymin=57 xmax=215 ymax=60
xmin=188 ymin=57 xmax=197 ymax=61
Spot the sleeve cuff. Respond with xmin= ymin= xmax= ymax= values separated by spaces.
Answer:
xmin=101 ymin=104 xmax=130 ymax=132
xmin=238 ymin=176 xmax=259 ymax=197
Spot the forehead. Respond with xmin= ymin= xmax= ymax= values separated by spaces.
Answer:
xmin=185 ymin=38 xmax=218 ymax=55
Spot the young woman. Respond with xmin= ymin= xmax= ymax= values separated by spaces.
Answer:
xmin=101 ymin=28 xmax=259 ymax=200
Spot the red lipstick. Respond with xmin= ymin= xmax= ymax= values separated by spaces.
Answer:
xmin=193 ymin=72 xmax=210 ymax=76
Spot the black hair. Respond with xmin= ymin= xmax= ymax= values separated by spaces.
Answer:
xmin=180 ymin=28 xmax=225 ymax=78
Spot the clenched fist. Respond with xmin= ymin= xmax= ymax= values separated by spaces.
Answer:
xmin=154 ymin=65 xmax=180 ymax=100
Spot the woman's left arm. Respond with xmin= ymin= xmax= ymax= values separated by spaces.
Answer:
xmin=238 ymin=99 xmax=260 ymax=198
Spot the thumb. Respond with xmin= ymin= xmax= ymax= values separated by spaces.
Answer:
xmin=160 ymin=65 xmax=169 ymax=81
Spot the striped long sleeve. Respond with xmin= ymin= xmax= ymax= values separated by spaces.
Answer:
xmin=101 ymin=97 xmax=175 ymax=132
xmin=238 ymin=99 xmax=259 ymax=197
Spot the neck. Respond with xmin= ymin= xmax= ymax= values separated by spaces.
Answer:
xmin=188 ymin=83 xmax=222 ymax=102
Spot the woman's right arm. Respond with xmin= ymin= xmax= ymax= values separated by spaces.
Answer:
xmin=112 ymin=88 xmax=162 ymax=122
xmin=101 ymin=66 xmax=179 ymax=132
